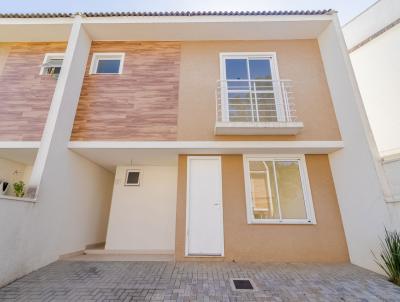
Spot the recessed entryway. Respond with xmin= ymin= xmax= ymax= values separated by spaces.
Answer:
xmin=186 ymin=156 xmax=224 ymax=256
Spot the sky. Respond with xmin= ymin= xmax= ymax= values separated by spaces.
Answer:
xmin=0 ymin=0 xmax=378 ymax=24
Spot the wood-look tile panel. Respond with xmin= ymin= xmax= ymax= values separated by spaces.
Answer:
xmin=0 ymin=43 xmax=66 ymax=141
xmin=71 ymin=42 xmax=181 ymax=141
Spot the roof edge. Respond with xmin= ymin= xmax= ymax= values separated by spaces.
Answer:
xmin=0 ymin=9 xmax=334 ymax=19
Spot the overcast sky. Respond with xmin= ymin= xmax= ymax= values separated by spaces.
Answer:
xmin=1 ymin=0 xmax=377 ymax=24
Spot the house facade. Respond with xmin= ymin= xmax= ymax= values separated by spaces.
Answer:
xmin=0 ymin=10 xmax=393 ymax=286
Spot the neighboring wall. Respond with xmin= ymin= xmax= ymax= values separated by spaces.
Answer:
xmin=175 ymin=154 xmax=349 ymax=262
xmin=0 ymin=22 xmax=116 ymax=288
xmin=346 ymin=23 xmax=400 ymax=153
xmin=106 ymin=165 xmax=177 ymax=252
xmin=71 ymin=41 xmax=181 ymax=141
xmin=342 ymin=0 xmax=400 ymax=239
xmin=318 ymin=18 xmax=392 ymax=272
xmin=0 ymin=151 xmax=114 ymax=287
xmin=0 ymin=42 xmax=66 ymax=141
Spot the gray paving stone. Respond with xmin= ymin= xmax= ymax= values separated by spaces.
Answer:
xmin=0 ymin=261 xmax=400 ymax=301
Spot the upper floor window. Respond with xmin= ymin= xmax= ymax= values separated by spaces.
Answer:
xmin=243 ymin=155 xmax=316 ymax=225
xmin=219 ymin=52 xmax=287 ymax=122
xmin=89 ymin=53 xmax=125 ymax=74
xmin=40 ymin=53 xmax=64 ymax=78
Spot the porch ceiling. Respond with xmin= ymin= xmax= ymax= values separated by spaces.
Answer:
xmin=68 ymin=140 xmax=343 ymax=172
xmin=0 ymin=141 xmax=40 ymax=165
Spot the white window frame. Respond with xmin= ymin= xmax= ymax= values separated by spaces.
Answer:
xmin=243 ymin=154 xmax=316 ymax=225
xmin=89 ymin=52 xmax=125 ymax=75
xmin=125 ymin=169 xmax=141 ymax=186
xmin=40 ymin=53 xmax=64 ymax=75
xmin=219 ymin=52 xmax=285 ymax=122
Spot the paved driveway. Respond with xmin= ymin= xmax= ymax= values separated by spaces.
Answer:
xmin=0 ymin=261 xmax=399 ymax=301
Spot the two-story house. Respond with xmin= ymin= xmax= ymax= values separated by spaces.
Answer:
xmin=0 ymin=10 xmax=393 ymax=286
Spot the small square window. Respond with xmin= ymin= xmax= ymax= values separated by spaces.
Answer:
xmin=90 ymin=53 xmax=125 ymax=74
xmin=40 ymin=53 xmax=64 ymax=78
xmin=125 ymin=170 xmax=141 ymax=186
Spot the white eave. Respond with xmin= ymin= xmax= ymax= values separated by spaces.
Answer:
xmin=69 ymin=140 xmax=343 ymax=171
xmin=0 ymin=13 xmax=335 ymax=42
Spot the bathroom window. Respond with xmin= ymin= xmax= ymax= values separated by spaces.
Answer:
xmin=40 ymin=53 xmax=64 ymax=78
xmin=89 ymin=53 xmax=125 ymax=74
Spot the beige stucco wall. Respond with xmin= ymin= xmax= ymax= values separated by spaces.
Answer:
xmin=175 ymin=154 xmax=349 ymax=262
xmin=177 ymin=40 xmax=341 ymax=141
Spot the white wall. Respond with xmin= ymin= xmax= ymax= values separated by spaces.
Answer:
xmin=106 ymin=165 xmax=177 ymax=253
xmin=347 ymin=24 xmax=400 ymax=154
xmin=0 ymin=151 xmax=114 ymax=287
xmin=318 ymin=17 xmax=391 ymax=272
xmin=343 ymin=0 xmax=400 ymax=50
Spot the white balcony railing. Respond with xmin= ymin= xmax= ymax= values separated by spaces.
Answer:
xmin=216 ymin=79 xmax=297 ymax=123
xmin=215 ymin=79 xmax=303 ymax=135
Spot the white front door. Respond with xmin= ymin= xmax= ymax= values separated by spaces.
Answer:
xmin=186 ymin=156 xmax=224 ymax=256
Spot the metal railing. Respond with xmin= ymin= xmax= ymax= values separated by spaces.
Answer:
xmin=216 ymin=79 xmax=296 ymax=123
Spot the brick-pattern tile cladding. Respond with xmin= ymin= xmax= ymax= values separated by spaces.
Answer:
xmin=71 ymin=42 xmax=181 ymax=141
xmin=0 ymin=43 xmax=66 ymax=141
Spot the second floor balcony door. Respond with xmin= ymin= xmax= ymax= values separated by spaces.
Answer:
xmin=220 ymin=53 xmax=285 ymax=123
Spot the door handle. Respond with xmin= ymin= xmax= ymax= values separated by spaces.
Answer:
xmin=213 ymin=202 xmax=220 ymax=206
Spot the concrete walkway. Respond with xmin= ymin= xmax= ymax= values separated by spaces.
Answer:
xmin=0 ymin=261 xmax=399 ymax=301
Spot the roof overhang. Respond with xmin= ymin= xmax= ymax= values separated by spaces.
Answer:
xmin=81 ymin=15 xmax=333 ymax=41
xmin=0 ymin=14 xmax=334 ymax=42
xmin=69 ymin=140 xmax=343 ymax=172
xmin=0 ymin=18 xmax=73 ymax=42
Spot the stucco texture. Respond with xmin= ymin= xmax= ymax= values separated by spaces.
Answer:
xmin=175 ymin=154 xmax=349 ymax=262
xmin=177 ymin=40 xmax=341 ymax=141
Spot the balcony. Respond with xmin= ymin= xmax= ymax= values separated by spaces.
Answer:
xmin=215 ymin=79 xmax=303 ymax=135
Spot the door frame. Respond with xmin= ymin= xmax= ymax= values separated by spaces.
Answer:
xmin=185 ymin=156 xmax=225 ymax=256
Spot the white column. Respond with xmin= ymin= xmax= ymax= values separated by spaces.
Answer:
xmin=318 ymin=15 xmax=391 ymax=272
xmin=27 ymin=15 xmax=91 ymax=198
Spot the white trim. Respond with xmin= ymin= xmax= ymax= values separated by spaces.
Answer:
xmin=89 ymin=52 xmax=125 ymax=74
xmin=69 ymin=140 xmax=343 ymax=152
xmin=381 ymin=148 xmax=400 ymax=164
xmin=215 ymin=121 xmax=304 ymax=135
xmin=40 ymin=53 xmax=65 ymax=75
xmin=219 ymin=52 xmax=284 ymax=122
xmin=0 ymin=195 xmax=37 ymax=203
xmin=0 ymin=141 xmax=40 ymax=149
xmin=243 ymin=154 xmax=316 ymax=225
xmin=185 ymin=156 xmax=224 ymax=257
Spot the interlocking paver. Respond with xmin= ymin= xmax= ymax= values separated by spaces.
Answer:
xmin=0 ymin=261 xmax=400 ymax=301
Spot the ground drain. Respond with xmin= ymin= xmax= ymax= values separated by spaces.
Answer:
xmin=230 ymin=278 xmax=256 ymax=291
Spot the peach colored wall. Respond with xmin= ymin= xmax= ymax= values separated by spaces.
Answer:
xmin=177 ymin=40 xmax=341 ymax=141
xmin=0 ymin=42 xmax=66 ymax=141
xmin=175 ymin=154 xmax=349 ymax=262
